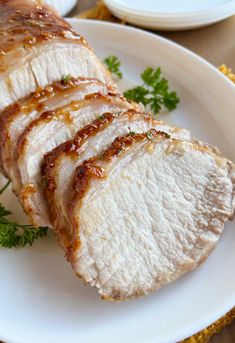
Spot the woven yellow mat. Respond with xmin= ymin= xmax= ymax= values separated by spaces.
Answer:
xmin=77 ymin=2 xmax=235 ymax=342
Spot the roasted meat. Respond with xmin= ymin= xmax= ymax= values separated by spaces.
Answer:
xmin=0 ymin=0 xmax=114 ymax=110
xmin=17 ymin=94 xmax=137 ymax=226
xmin=65 ymin=132 xmax=235 ymax=300
xmin=42 ymin=110 xmax=190 ymax=248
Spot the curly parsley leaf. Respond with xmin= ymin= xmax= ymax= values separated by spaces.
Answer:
xmin=0 ymin=222 xmax=19 ymax=248
xmin=0 ymin=208 xmax=48 ymax=248
xmin=124 ymin=67 xmax=179 ymax=115
xmin=61 ymin=74 xmax=72 ymax=84
xmin=0 ymin=179 xmax=11 ymax=195
xmin=103 ymin=55 xmax=122 ymax=79
xmin=0 ymin=202 xmax=12 ymax=217
xmin=18 ymin=226 xmax=48 ymax=247
xmin=0 ymin=181 xmax=48 ymax=248
xmin=124 ymin=86 xmax=149 ymax=106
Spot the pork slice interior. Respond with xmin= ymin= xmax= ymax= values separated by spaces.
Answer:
xmin=68 ymin=132 xmax=235 ymax=301
xmin=42 ymin=111 xmax=191 ymax=249
xmin=0 ymin=78 xmax=108 ymax=187
xmin=17 ymin=94 xmax=135 ymax=227
xmin=0 ymin=0 xmax=114 ymax=109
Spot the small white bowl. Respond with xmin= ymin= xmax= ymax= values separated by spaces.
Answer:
xmin=45 ymin=0 xmax=77 ymax=16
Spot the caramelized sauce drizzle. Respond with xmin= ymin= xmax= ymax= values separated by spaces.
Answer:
xmin=72 ymin=130 xmax=169 ymax=204
xmin=67 ymin=130 xmax=169 ymax=259
xmin=42 ymin=112 xmax=122 ymax=193
xmin=0 ymin=0 xmax=85 ymax=57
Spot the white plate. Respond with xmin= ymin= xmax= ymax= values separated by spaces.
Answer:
xmin=104 ymin=0 xmax=235 ymax=30
xmin=44 ymin=0 xmax=77 ymax=16
xmin=0 ymin=19 xmax=235 ymax=343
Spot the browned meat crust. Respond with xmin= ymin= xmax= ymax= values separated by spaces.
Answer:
xmin=0 ymin=0 xmax=86 ymax=72
xmin=0 ymin=77 xmax=104 ymax=172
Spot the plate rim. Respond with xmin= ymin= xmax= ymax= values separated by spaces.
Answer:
xmin=100 ymin=6 xmax=235 ymax=30
xmin=102 ymin=1 xmax=235 ymax=29
xmin=69 ymin=18 xmax=235 ymax=341
xmin=104 ymin=0 xmax=235 ymax=18
xmin=1 ymin=18 xmax=234 ymax=343
xmin=68 ymin=18 xmax=235 ymax=92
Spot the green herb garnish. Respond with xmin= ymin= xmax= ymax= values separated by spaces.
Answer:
xmin=146 ymin=131 xmax=153 ymax=140
xmin=61 ymin=74 xmax=72 ymax=84
xmin=103 ymin=55 xmax=122 ymax=79
xmin=0 ymin=181 xmax=48 ymax=248
xmin=97 ymin=114 xmax=105 ymax=121
xmin=0 ymin=180 xmax=11 ymax=195
xmin=124 ymin=67 xmax=179 ymax=115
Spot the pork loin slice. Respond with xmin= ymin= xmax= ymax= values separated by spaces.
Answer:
xmin=67 ymin=131 xmax=235 ymax=301
xmin=0 ymin=77 xmax=108 ymax=181
xmin=0 ymin=0 xmax=114 ymax=110
xmin=16 ymin=94 xmax=136 ymax=227
xmin=42 ymin=111 xmax=190 ymax=249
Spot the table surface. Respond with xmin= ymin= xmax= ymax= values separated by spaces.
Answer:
xmin=71 ymin=2 xmax=235 ymax=342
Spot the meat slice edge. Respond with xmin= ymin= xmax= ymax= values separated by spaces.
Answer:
xmin=67 ymin=132 xmax=235 ymax=301
xmin=0 ymin=0 xmax=114 ymax=109
xmin=42 ymin=111 xmax=191 ymax=249
xmin=17 ymin=94 xmax=137 ymax=227
xmin=0 ymin=78 xmax=108 ymax=184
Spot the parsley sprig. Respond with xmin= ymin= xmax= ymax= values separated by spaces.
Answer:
xmin=0 ymin=181 xmax=48 ymax=248
xmin=61 ymin=74 xmax=72 ymax=84
xmin=124 ymin=67 xmax=179 ymax=115
xmin=103 ymin=54 xmax=179 ymax=115
xmin=103 ymin=55 xmax=122 ymax=79
xmin=0 ymin=179 xmax=11 ymax=195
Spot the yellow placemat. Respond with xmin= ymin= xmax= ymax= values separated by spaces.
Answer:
xmin=77 ymin=2 xmax=235 ymax=342
xmin=219 ymin=64 xmax=235 ymax=83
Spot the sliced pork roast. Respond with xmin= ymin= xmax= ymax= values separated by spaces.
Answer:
xmin=65 ymin=131 xmax=235 ymax=300
xmin=0 ymin=0 xmax=114 ymax=110
xmin=42 ymin=111 xmax=190 ymax=249
xmin=16 ymin=94 xmax=138 ymax=227
xmin=0 ymin=77 xmax=108 ymax=182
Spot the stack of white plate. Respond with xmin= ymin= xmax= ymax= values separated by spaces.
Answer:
xmin=104 ymin=0 xmax=235 ymax=30
xmin=45 ymin=0 xmax=77 ymax=16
